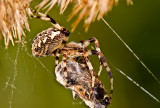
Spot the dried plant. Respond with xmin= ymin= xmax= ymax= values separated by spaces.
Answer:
xmin=36 ymin=0 xmax=133 ymax=32
xmin=0 ymin=0 xmax=133 ymax=48
xmin=0 ymin=0 xmax=32 ymax=48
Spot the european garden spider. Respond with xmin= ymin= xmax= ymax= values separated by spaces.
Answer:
xmin=31 ymin=9 xmax=113 ymax=104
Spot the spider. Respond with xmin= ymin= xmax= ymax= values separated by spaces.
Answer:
xmin=30 ymin=9 xmax=113 ymax=101
xmin=55 ymin=59 xmax=110 ymax=108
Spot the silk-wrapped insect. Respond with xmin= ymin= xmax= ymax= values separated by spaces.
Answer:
xmin=55 ymin=60 xmax=112 ymax=108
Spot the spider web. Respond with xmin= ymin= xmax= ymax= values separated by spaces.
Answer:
xmin=0 ymin=39 xmax=54 ymax=108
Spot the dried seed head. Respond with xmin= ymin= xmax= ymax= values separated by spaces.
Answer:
xmin=36 ymin=0 xmax=133 ymax=32
xmin=0 ymin=0 xmax=32 ymax=48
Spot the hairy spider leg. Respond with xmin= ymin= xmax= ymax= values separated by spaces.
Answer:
xmin=83 ymin=52 xmax=96 ymax=88
xmin=82 ymin=37 xmax=101 ymax=52
xmin=55 ymin=52 xmax=60 ymax=67
xmin=62 ymin=54 xmax=68 ymax=78
xmin=87 ymin=50 xmax=113 ymax=102
xmin=31 ymin=9 xmax=70 ymax=36
xmin=30 ymin=9 xmax=62 ymax=30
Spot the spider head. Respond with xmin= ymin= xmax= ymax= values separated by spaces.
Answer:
xmin=32 ymin=28 xmax=70 ymax=57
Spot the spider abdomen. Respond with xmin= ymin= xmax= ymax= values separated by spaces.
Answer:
xmin=32 ymin=28 xmax=67 ymax=57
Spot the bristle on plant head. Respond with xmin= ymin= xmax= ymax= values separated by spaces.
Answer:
xmin=0 ymin=0 xmax=32 ymax=48
xmin=36 ymin=0 xmax=133 ymax=32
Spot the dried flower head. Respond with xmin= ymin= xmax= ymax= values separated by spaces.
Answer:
xmin=0 ymin=0 xmax=32 ymax=48
xmin=37 ymin=0 xmax=133 ymax=32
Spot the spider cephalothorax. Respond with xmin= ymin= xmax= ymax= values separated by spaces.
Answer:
xmin=55 ymin=60 xmax=110 ymax=108
xmin=31 ymin=9 xmax=113 ymax=108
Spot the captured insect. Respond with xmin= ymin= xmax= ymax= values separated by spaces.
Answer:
xmin=55 ymin=59 xmax=111 ymax=108
xmin=30 ymin=9 xmax=113 ymax=107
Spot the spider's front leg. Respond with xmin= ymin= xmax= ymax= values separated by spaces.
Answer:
xmin=30 ymin=9 xmax=70 ymax=35
xmin=29 ymin=9 xmax=62 ymax=30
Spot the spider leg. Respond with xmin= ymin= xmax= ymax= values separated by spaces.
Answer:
xmin=71 ymin=56 xmax=89 ymax=69
xmin=30 ymin=9 xmax=70 ymax=36
xmin=98 ymin=63 xmax=103 ymax=78
xmin=30 ymin=9 xmax=62 ymax=30
xmin=83 ymin=52 xmax=96 ymax=88
xmin=62 ymin=54 xmax=68 ymax=77
xmin=31 ymin=10 xmax=62 ymax=30
xmin=86 ymin=50 xmax=113 ymax=100
xmin=81 ymin=37 xmax=101 ymax=53
xmin=81 ymin=37 xmax=103 ymax=77
xmin=55 ymin=52 xmax=60 ymax=67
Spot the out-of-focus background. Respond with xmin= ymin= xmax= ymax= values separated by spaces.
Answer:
xmin=0 ymin=0 xmax=160 ymax=108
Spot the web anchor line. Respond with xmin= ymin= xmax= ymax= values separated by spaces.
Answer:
xmin=101 ymin=17 xmax=160 ymax=102
xmin=101 ymin=17 xmax=160 ymax=84
xmin=112 ymin=65 xmax=160 ymax=102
